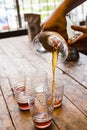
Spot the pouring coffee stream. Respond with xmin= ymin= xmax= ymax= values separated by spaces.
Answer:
xmin=33 ymin=31 xmax=68 ymax=95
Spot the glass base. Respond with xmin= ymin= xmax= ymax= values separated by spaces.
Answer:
xmin=34 ymin=120 xmax=52 ymax=129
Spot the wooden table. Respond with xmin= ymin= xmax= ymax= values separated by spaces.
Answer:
xmin=0 ymin=36 xmax=87 ymax=130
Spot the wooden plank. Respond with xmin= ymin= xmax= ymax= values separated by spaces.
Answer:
xmin=0 ymin=36 xmax=50 ymax=74
xmin=0 ymin=54 xmax=36 ymax=80
xmin=0 ymin=87 xmax=14 ymax=130
xmin=57 ymin=53 xmax=87 ymax=88
xmin=0 ymin=126 xmax=14 ymax=130
xmin=53 ymin=96 xmax=87 ymax=130
xmin=63 ymin=71 xmax=87 ymax=116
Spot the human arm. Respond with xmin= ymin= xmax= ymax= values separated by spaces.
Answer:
xmin=41 ymin=0 xmax=86 ymax=41
xmin=68 ymin=25 xmax=87 ymax=50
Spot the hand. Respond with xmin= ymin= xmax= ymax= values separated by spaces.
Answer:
xmin=68 ymin=25 xmax=87 ymax=50
xmin=41 ymin=12 xmax=68 ymax=41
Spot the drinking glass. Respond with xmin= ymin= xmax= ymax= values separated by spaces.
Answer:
xmin=48 ymin=76 xmax=64 ymax=108
xmin=53 ymin=77 xmax=64 ymax=108
xmin=13 ymin=78 xmax=30 ymax=110
xmin=28 ymin=71 xmax=54 ymax=129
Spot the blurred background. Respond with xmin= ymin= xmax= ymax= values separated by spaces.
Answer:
xmin=0 ymin=0 xmax=87 ymax=38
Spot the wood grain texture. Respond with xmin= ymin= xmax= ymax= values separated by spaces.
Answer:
xmin=0 ymin=87 xmax=14 ymax=130
xmin=0 ymin=36 xmax=87 ymax=130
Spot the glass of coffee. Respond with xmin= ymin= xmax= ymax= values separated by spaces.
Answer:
xmin=53 ymin=77 xmax=64 ymax=108
xmin=53 ymin=83 xmax=64 ymax=108
xmin=28 ymin=71 xmax=54 ymax=129
xmin=48 ymin=75 xmax=64 ymax=108
xmin=13 ymin=79 xmax=30 ymax=110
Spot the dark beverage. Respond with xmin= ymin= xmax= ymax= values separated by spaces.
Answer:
xmin=17 ymin=101 xmax=29 ymax=110
xmin=54 ymin=98 xmax=62 ymax=108
xmin=34 ymin=120 xmax=51 ymax=128
xmin=33 ymin=113 xmax=52 ymax=128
